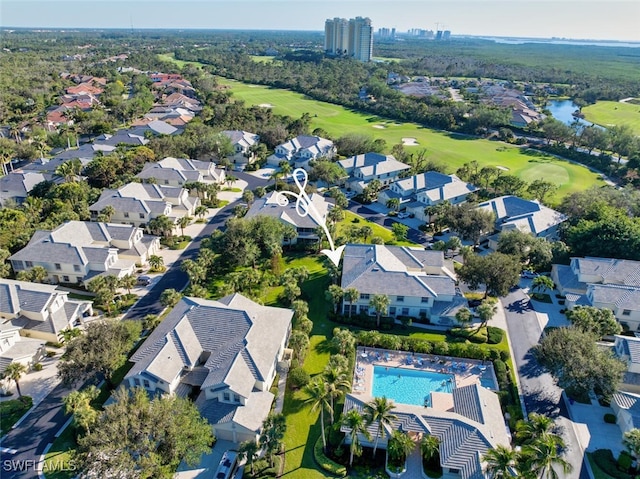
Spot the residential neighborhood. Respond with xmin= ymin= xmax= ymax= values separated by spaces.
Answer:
xmin=0 ymin=25 xmax=639 ymax=479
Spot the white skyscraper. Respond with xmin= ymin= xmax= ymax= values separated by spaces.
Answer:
xmin=324 ymin=16 xmax=373 ymax=62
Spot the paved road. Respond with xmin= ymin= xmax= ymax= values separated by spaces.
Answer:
xmin=502 ymin=289 xmax=589 ymax=479
xmin=346 ymin=201 xmax=429 ymax=245
xmin=0 ymin=171 xmax=267 ymax=478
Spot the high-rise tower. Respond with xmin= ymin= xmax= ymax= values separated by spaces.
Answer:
xmin=324 ymin=16 xmax=372 ymax=62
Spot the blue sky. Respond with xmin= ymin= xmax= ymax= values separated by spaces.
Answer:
xmin=2 ymin=1 xmax=639 ymax=42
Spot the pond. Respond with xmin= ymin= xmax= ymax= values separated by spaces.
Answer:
xmin=546 ymin=99 xmax=595 ymax=128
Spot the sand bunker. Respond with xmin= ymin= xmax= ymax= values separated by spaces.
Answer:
xmin=402 ymin=137 xmax=419 ymax=146
xmin=373 ymin=124 xmax=386 ymax=129
xmin=496 ymin=166 xmax=509 ymax=171
xmin=258 ymin=103 xmax=274 ymax=108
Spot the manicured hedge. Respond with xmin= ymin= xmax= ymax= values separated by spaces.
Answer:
xmin=487 ymin=327 xmax=504 ymax=344
xmin=604 ymin=413 xmax=617 ymax=424
xmin=313 ymin=435 xmax=347 ymax=477
xmin=450 ymin=327 xmax=488 ymax=343
xmin=591 ymin=449 xmax=634 ymax=479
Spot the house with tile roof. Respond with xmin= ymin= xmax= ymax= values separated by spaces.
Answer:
xmin=0 ymin=171 xmax=51 ymax=206
xmin=340 ymin=244 xmax=466 ymax=325
xmin=0 ymin=324 xmax=45 ymax=373
xmin=338 ymin=152 xmax=411 ymax=193
xmin=221 ymin=130 xmax=260 ymax=168
xmin=93 ymin=131 xmax=148 ymax=148
xmin=244 ymin=191 xmax=332 ymax=244
xmin=266 ymin=135 xmax=335 ymax=169
xmin=476 ymin=195 xmax=566 ymax=248
xmin=137 ymin=157 xmax=225 ymax=186
xmin=0 ymin=279 xmax=92 ymax=344
xmin=612 ymin=390 xmax=640 ymax=436
xmin=9 ymin=221 xmax=159 ymax=285
xmin=552 ymin=257 xmax=640 ymax=329
xmin=124 ymin=294 xmax=293 ymax=444
xmin=341 ymin=382 xmax=510 ymax=479
xmin=378 ymin=171 xmax=477 ymax=220
xmin=89 ymin=182 xmax=199 ymax=227
xmin=612 ymin=335 xmax=640 ymax=394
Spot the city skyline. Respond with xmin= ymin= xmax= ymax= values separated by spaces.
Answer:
xmin=2 ymin=0 xmax=640 ymax=43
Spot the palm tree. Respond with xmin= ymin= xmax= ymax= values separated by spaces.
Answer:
xmin=421 ymin=435 xmax=440 ymax=466
xmin=54 ymin=159 xmax=82 ymax=183
xmin=325 ymin=284 xmax=343 ymax=314
xmin=160 ymin=288 xmax=182 ymax=308
xmin=279 ymin=160 xmax=292 ymax=182
xmin=342 ymin=408 xmax=370 ymax=466
xmin=260 ymin=413 xmax=286 ymax=467
xmin=623 ymin=428 xmax=640 ymax=472
xmin=521 ymin=436 xmax=572 ymax=479
xmin=148 ymin=254 xmax=164 ymax=272
xmin=63 ymin=385 xmax=99 ymax=435
xmin=516 ymin=413 xmax=557 ymax=445
xmin=364 ymin=396 xmax=397 ymax=458
xmin=531 ymin=275 xmax=554 ymax=298
xmin=3 ymin=362 xmax=28 ymax=397
xmin=323 ymin=365 xmax=351 ymax=424
xmin=97 ymin=205 xmax=116 ymax=223
xmin=304 ymin=379 xmax=332 ymax=452
xmin=29 ymin=265 xmax=48 ymax=283
xmin=477 ymin=299 xmax=498 ymax=328
xmin=455 ymin=307 xmax=473 ymax=327
xmin=387 ymin=430 xmax=415 ymax=469
xmin=344 ymin=287 xmax=359 ymax=318
xmin=194 ymin=205 xmax=208 ymax=220
xmin=147 ymin=215 xmax=174 ymax=238
xmin=386 ymin=197 xmax=400 ymax=212
xmin=177 ymin=216 xmax=191 ymax=237
xmin=369 ymin=294 xmax=390 ymax=328
xmin=483 ymin=444 xmax=518 ymax=478
xmin=238 ymin=440 xmax=259 ymax=476
xmin=119 ymin=274 xmax=137 ymax=295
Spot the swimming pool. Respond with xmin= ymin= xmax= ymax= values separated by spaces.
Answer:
xmin=372 ymin=366 xmax=454 ymax=407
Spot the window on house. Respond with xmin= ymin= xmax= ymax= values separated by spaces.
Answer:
xmin=360 ymin=305 xmax=369 ymax=315
xmin=63 ymin=276 xmax=70 ymax=282
xmin=54 ymin=263 xmax=61 ymax=270
xmin=360 ymin=293 xmax=370 ymax=300
xmin=402 ymin=307 xmax=409 ymax=315
xmin=13 ymin=260 xmax=23 ymax=270
xmin=134 ymin=378 xmax=141 ymax=386
xmin=233 ymin=394 xmax=240 ymax=403
xmin=421 ymin=297 xmax=429 ymax=303
xmin=143 ymin=379 xmax=150 ymax=388
xmin=623 ymin=310 xmax=632 ymax=316
xmin=139 ymin=213 xmax=145 ymax=219
xmin=25 ymin=261 xmax=33 ymax=268
xmin=73 ymin=264 xmax=80 ymax=272
xmin=389 ymin=307 xmax=396 ymax=316
xmin=223 ymin=392 xmax=230 ymax=401
xmin=397 ymin=295 xmax=404 ymax=302
xmin=420 ymin=308 xmax=427 ymax=317
xmin=164 ymin=180 xmax=169 ymax=185
xmin=124 ymin=212 xmax=130 ymax=218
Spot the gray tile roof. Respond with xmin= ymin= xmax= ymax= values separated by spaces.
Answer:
xmin=391 ymin=171 xmax=457 ymax=197
xmin=588 ymin=284 xmax=640 ymax=311
xmin=615 ymin=335 xmax=640 ymax=364
xmin=341 ymin=244 xmax=457 ymax=298
xmin=0 ymin=171 xmax=48 ymax=200
xmin=127 ymin=293 xmax=292 ymax=399
xmin=613 ymin=391 xmax=640 ymax=428
xmin=477 ymin=195 xmax=566 ymax=236
xmin=245 ymin=191 xmax=331 ymax=230
xmin=338 ymin=152 xmax=410 ymax=177
xmin=574 ymin=257 xmax=640 ymax=287
xmin=222 ymin=130 xmax=259 ymax=148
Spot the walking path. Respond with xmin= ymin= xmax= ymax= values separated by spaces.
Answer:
xmin=403 ymin=447 xmax=424 ymax=479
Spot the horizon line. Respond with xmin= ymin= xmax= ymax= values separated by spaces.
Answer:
xmin=2 ymin=26 xmax=639 ymax=45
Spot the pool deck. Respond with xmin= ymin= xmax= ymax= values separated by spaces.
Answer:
xmin=352 ymin=347 xmax=498 ymax=400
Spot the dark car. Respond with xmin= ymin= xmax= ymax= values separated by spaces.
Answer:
xmin=137 ymin=275 xmax=152 ymax=286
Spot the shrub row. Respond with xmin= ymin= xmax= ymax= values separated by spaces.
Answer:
xmin=314 ymin=435 xmax=347 ymax=477
xmin=591 ymin=449 xmax=634 ymax=479
xmin=356 ymin=330 xmax=510 ymax=363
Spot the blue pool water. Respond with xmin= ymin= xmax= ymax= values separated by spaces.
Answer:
xmin=372 ymin=366 xmax=454 ymax=406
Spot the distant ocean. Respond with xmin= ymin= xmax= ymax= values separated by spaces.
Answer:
xmin=476 ymin=36 xmax=640 ymax=48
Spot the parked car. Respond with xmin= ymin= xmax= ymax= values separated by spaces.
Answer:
xmin=397 ymin=212 xmax=410 ymax=219
xmin=521 ymin=270 xmax=537 ymax=279
xmin=137 ymin=275 xmax=152 ymax=285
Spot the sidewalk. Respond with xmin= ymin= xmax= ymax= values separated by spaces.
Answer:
xmin=0 ymin=354 xmax=62 ymax=406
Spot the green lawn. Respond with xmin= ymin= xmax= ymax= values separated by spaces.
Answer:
xmin=0 ymin=396 xmax=33 ymax=435
xmin=43 ymin=426 xmax=77 ymax=479
xmin=337 ymin=211 xmax=416 ymax=246
xmin=157 ymin=53 xmax=205 ymax=69
xmin=582 ymin=100 xmax=640 ymax=135
xmin=217 ymin=78 xmax=604 ymax=203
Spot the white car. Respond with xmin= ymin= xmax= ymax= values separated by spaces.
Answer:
xmin=397 ymin=212 xmax=410 ymax=219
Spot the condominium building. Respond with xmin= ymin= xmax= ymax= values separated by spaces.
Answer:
xmin=324 ymin=16 xmax=373 ymax=62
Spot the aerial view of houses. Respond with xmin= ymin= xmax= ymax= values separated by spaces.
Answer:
xmin=0 ymin=11 xmax=639 ymax=479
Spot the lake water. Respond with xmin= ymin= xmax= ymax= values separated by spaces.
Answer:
xmin=546 ymin=99 xmax=594 ymax=128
